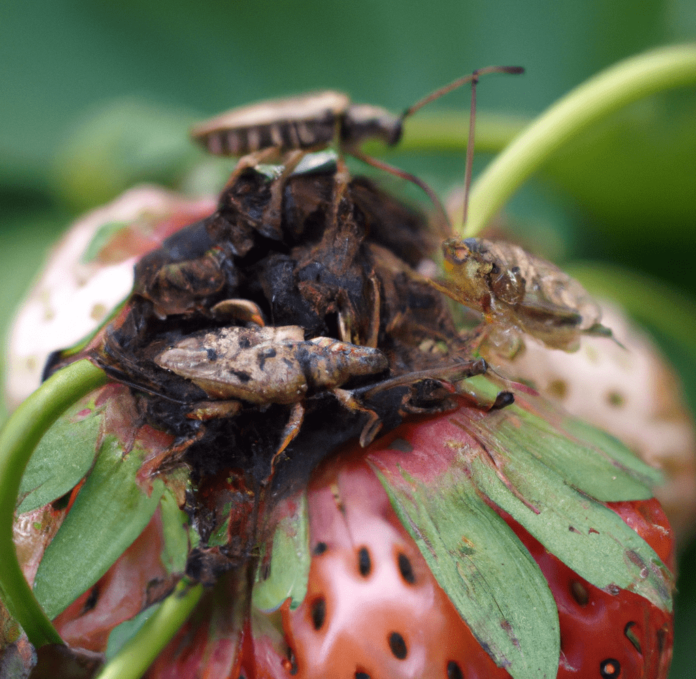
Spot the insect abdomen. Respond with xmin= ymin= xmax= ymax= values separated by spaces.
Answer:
xmin=200 ymin=114 xmax=336 ymax=155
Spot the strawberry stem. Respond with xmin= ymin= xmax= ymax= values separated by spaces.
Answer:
xmin=95 ymin=578 xmax=203 ymax=679
xmin=462 ymin=44 xmax=696 ymax=236
xmin=0 ymin=359 xmax=107 ymax=647
xmin=364 ymin=112 xmax=528 ymax=156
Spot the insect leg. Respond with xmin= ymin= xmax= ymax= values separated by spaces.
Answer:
xmin=354 ymin=357 xmax=488 ymax=400
xmin=262 ymin=149 xmax=308 ymax=232
xmin=349 ymin=149 xmax=451 ymax=239
xmin=223 ymin=146 xmax=281 ymax=190
xmin=270 ymin=402 xmax=306 ymax=474
xmin=365 ymin=272 xmax=381 ymax=349
xmin=331 ymin=388 xmax=383 ymax=448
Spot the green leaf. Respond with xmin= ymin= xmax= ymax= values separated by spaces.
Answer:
xmin=561 ymin=416 xmax=663 ymax=487
xmin=159 ymin=488 xmax=190 ymax=575
xmin=463 ymin=375 xmax=660 ymax=500
xmin=105 ymin=602 xmax=161 ymax=661
xmin=33 ymin=434 xmax=165 ymax=618
xmin=460 ymin=425 xmax=673 ymax=611
xmin=253 ymin=493 xmax=310 ymax=613
xmin=17 ymin=389 xmax=105 ymax=514
xmin=455 ymin=383 xmax=672 ymax=609
xmin=370 ymin=462 xmax=559 ymax=679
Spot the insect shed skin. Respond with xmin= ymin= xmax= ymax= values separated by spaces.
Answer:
xmin=155 ymin=325 xmax=389 ymax=405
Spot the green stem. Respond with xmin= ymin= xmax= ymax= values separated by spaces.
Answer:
xmin=463 ymin=44 xmax=696 ymax=237
xmin=0 ymin=359 xmax=107 ymax=647
xmin=378 ymin=112 xmax=528 ymax=155
xmin=96 ymin=579 xmax=203 ymax=679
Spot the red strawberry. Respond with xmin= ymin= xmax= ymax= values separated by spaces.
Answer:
xmin=248 ymin=419 xmax=675 ymax=679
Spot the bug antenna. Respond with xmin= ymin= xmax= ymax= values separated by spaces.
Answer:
xmin=461 ymin=70 xmax=480 ymax=229
xmin=400 ymin=65 xmax=524 ymax=121
xmin=399 ymin=66 xmax=524 ymax=229
xmin=461 ymin=66 xmax=524 ymax=228
xmin=351 ymin=149 xmax=452 ymax=237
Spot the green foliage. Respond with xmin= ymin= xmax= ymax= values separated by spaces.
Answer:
xmin=1 ymin=1 xmax=696 ymax=674
xmin=252 ymin=493 xmax=311 ymax=613
xmin=32 ymin=436 xmax=165 ymax=619
xmin=17 ymin=389 xmax=104 ymax=514
xmin=374 ymin=464 xmax=560 ymax=679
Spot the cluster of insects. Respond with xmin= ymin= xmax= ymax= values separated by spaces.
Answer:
xmin=50 ymin=66 xmax=613 ymax=491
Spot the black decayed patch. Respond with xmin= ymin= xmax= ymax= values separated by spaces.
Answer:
xmin=63 ymin=160 xmax=485 ymax=596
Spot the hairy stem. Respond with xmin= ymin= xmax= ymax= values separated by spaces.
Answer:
xmin=463 ymin=44 xmax=696 ymax=236
xmin=0 ymin=359 xmax=107 ymax=647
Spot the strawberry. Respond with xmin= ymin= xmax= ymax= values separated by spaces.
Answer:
xmin=248 ymin=408 xmax=675 ymax=679
xmin=136 ymin=390 xmax=674 ymax=679
xmin=0 ymin=117 xmax=679 ymax=679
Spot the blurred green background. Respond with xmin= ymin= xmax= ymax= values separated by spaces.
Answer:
xmin=1 ymin=1 xmax=695 ymax=676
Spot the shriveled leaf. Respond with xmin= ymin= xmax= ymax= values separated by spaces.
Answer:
xmin=369 ymin=444 xmax=559 ymax=679
xmin=253 ymin=492 xmax=310 ymax=612
xmin=17 ymin=388 xmax=106 ymax=514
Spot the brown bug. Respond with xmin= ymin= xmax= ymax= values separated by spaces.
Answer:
xmin=418 ymin=66 xmax=615 ymax=354
xmin=154 ymin=323 xmax=490 ymax=455
xmin=432 ymin=237 xmax=613 ymax=352
xmin=191 ymin=66 xmax=524 ymax=233
xmin=153 ymin=325 xmax=391 ymax=458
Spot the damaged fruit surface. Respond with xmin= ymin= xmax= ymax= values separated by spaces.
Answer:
xmin=0 ymin=147 xmax=679 ymax=679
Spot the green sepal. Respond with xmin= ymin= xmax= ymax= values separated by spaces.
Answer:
xmin=462 ymin=425 xmax=673 ymax=611
xmin=33 ymin=424 xmax=166 ymax=619
xmin=463 ymin=375 xmax=661 ymax=499
xmin=17 ymin=388 xmax=106 ymax=514
xmin=371 ymin=462 xmax=560 ymax=679
xmin=253 ymin=492 xmax=310 ymax=613
xmin=159 ymin=486 xmax=190 ymax=575
xmin=104 ymin=602 xmax=161 ymax=661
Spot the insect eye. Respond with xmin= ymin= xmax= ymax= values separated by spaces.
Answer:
xmin=600 ymin=658 xmax=621 ymax=678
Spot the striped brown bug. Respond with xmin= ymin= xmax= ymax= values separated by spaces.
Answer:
xmin=191 ymin=66 xmax=524 ymax=234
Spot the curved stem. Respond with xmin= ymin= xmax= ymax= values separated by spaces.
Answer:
xmin=0 ymin=359 xmax=107 ymax=647
xmin=96 ymin=579 xmax=203 ymax=679
xmin=463 ymin=44 xmax=696 ymax=237
xmin=363 ymin=112 xmax=528 ymax=156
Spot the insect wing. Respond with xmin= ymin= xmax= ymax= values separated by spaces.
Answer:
xmin=191 ymin=91 xmax=350 ymax=156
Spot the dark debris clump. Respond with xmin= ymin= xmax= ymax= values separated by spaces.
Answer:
xmin=50 ymin=159 xmax=480 ymax=575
